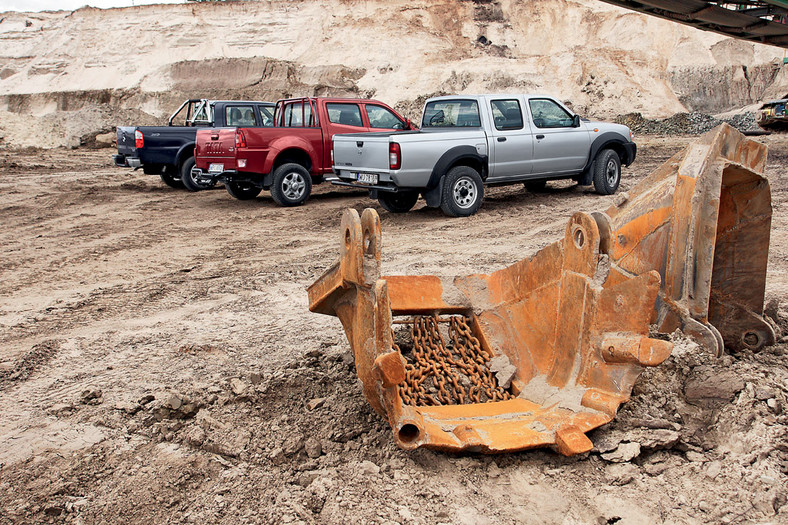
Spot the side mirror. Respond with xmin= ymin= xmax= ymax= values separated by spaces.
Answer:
xmin=572 ymin=115 xmax=581 ymax=128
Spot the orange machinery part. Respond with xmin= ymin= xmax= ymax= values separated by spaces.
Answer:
xmin=307 ymin=124 xmax=772 ymax=455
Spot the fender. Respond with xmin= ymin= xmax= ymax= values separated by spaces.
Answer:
xmin=175 ymin=142 xmax=196 ymax=168
xmin=579 ymin=132 xmax=636 ymax=185
xmin=261 ymin=135 xmax=319 ymax=174
xmin=427 ymin=145 xmax=488 ymax=190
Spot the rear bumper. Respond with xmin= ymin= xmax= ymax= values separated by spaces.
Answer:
xmin=331 ymin=179 xmax=398 ymax=193
xmin=191 ymin=167 xmax=236 ymax=185
xmin=113 ymin=154 xmax=141 ymax=169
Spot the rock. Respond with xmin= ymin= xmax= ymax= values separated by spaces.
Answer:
xmin=304 ymin=438 xmax=322 ymax=458
xmin=358 ymin=460 xmax=380 ymax=476
xmin=282 ymin=436 xmax=304 ymax=456
xmin=114 ymin=401 xmax=141 ymax=415
xmin=269 ymin=447 xmax=285 ymax=465
xmin=605 ymin=463 xmax=639 ymax=485
xmin=229 ymin=378 xmax=247 ymax=396
xmin=249 ymin=372 xmax=262 ymax=385
xmin=94 ymin=132 xmax=115 ymax=147
xmin=684 ymin=368 xmax=744 ymax=406
xmin=162 ymin=393 xmax=182 ymax=410
xmin=489 ymin=355 xmax=517 ymax=389
xmin=80 ymin=389 xmax=102 ymax=405
xmin=600 ymin=442 xmax=641 ymax=463
xmin=636 ymin=429 xmax=680 ymax=450
xmin=592 ymin=433 xmax=623 ymax=454
xmin=138 ymin=394 xmax=155 ymax=405
xmin=47 ymin=403 xmax=74 ymax=416
xmin=306 ymin=397 xmax=326 ymax=411
xmin=487 ymin=461 xmax=502 ymax=478
xmin=685 ymin=450 xmax=707 ymax=463
xmin=755 ymin=387 xmax=776 ymax=401
xmin=705 ymin=460 xmax=722 ymax=479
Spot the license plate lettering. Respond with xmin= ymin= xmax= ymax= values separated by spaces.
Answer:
xmin=355 ymin=172 xmax=378 ymax=184
xmin=208 ymin=163 xmax=224 ymax=173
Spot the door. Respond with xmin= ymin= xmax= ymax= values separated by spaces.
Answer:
xmin=486 ymin=97 xmax=534 ymax=180
xmin=527 ymin=98 xmax=590 ymax=174
xmin=323 ymin=102 xmax=370 ymax=170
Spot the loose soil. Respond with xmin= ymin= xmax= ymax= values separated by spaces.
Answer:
xmin=1 ymin=135 xmax=787 ymax=524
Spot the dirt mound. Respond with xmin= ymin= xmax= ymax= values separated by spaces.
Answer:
xmin=1 ymin=0 xmax=787 ymax=147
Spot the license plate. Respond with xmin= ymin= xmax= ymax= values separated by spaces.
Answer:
xmin=356 ymin=172 xmax=378 ymax=184
xmin=208 ymin=163 xmax=224 ymax=174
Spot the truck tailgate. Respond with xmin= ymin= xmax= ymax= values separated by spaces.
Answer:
xmin=116 ymin=126 xmax=136 ymax=157
xmin=195 ymin=128 xmax=238 ymax=171
xmin=333 ymin=133 xmax=392 ymax=174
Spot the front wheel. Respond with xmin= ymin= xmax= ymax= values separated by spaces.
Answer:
xmin=181 ymin=157 xmax=215 ymax=192
xmin=270 ymin=163 xmax=312 ymax=207
xmin=593 ymin=149 xmax=621 ymax=195
xmin=440 ymin=166 xmax=484 ymax=217
xmin=225 ymin=181 xmax=262 ymax=200
xmin=378 ymin=191 xmax=419 ymax=213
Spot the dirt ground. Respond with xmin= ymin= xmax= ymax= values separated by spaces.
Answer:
xmin=1 ymin=134 xmax=787 ymax=524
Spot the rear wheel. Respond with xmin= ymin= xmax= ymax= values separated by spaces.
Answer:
xmin=225 ymin=180 xmax=262 ymax=200
xmin=270 ymin=163 xmax=312 ymax=207
xmin=440 ymin=166 xmax=484 ymax=217
xmin=181 ymin=156 xmax=215 ymax=192
xmin=593 ymin=149 xmax=621 ymax=195
xmin=159 ymin=166 xmax=184 ymax=188
xmin=378 ymin=191 xmax=419 ymax=213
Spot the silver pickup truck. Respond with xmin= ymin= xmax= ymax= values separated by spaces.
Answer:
xmin=331 ymin=94 xmax=636 ymax=216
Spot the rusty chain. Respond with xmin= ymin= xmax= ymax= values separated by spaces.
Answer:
xmin=395 ymin=315 xmax=514 ymax=406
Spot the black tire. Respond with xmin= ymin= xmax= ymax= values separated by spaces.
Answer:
xmin=440 ymin=166 xmax=484 ymax=217
xmin=159 ymin=166 xmax=184 ymax=189
xmin=180 ymin=156 xmax=215 ymax=192
xmin=593 ymin=149 xmax=621 ymax=195
xmin=225 ymin=180 xmax=262 ymax=200
xmin=524 ymin=180 xmax=547 ymax=192
xmin=270 ymin=163 xmax=312 ymax=207
xmin=378 ymin=191 xmax=419 ymax=213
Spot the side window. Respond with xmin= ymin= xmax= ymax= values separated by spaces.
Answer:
xmin=422 ymin=100 xmax=481 ymax=128
xmin=226 ymin=106 xmax=257 ymax=127
xmin=366 ymin=105 xmax=404 ymax=129
xmin=490 ymin=99 xmax=523 ymax=131
xmin=258 ymin=105 xmax=275 ymax=127
xmin=326 ymin=103 xmax=364 ymax=127
xmin=282 ymin=101 xmax=315 ymax=127
xmin=528 ymin=99 xmax=574 ymax=129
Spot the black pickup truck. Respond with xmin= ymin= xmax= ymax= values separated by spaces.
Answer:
xmin=113 ymin=99 xmax=275 ymax=191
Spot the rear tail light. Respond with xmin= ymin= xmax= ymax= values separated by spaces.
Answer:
xmin=330 ymin=139 xmax=334 ymax=164
xmin=389 ymin=142 xmax=401 ymax=170
xmin=134 ymin=129 xmax=143 ymax=149
xmin=235 ymin=129 xmax=247 ymax=149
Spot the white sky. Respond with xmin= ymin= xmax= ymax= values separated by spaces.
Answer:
xmin=0 ymin=0 xmax=185 ymax=13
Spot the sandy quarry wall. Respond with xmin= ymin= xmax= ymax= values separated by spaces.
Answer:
xmin=0 ymin=0 xmax=786 ymax=148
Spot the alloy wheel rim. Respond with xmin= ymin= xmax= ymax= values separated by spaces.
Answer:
xmin=282 ymin=172 xmax=306 ymax=200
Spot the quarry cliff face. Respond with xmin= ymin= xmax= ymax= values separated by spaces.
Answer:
xmin=0 ymin=0 xmax=785 ymax=148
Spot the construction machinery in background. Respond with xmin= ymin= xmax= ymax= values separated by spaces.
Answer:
xmin=308 ymin=124 xmax=773 ymax=455
xmin=757 ymin=94 xmax=788 ymax=131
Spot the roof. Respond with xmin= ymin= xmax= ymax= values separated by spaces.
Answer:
xmin=598 ymin=1 xmax=788 ymax=48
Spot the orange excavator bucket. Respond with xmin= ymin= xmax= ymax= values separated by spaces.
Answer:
xmin=308 ymin=208 xmax=672 ymax=455
xmin=307 ymin=124 xmax=772 ymax=455
xmin=598 ymin=124 xmax=774 ymax=355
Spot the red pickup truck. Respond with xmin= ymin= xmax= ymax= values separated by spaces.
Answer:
xmin=193 ymin=97 xmax=415 ymax=206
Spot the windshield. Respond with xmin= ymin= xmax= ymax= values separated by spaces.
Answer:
xmin=422 ymin=99 xmax=481 ymax=128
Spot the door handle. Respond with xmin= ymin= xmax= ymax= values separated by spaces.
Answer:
xmin=497 ymin=137 xmax=507 ymax=142
xmin=536 ymin=134 xmax=545 ymax=140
